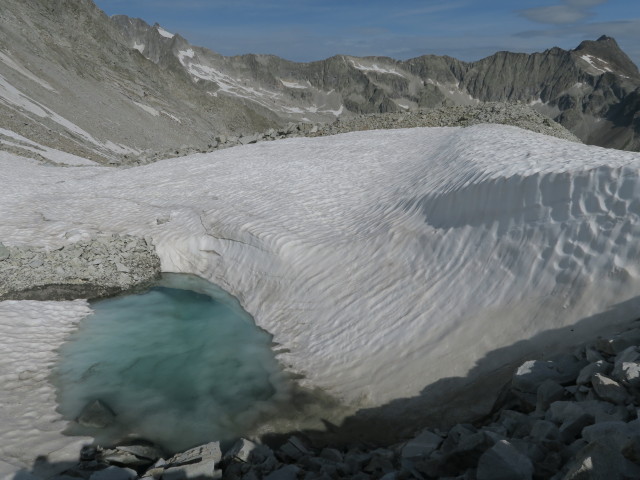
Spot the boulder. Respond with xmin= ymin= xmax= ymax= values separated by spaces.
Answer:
xmin=223 ymin=438 xmax=257 ymax=464
xmin=77 ymin=399 xmax=116 ymax=428
xmin=592 ymin=373 xmax=629 ymax=405
xmin=596 ymin=329 xmax=640 ymax=355
xmin=536 ymin=379 xmax=566 ymax=412
xmin=89 ymin=466 xmax=137 ymax=480
xmin=278 ymin=436 xmax=312 ymax=461
xmin=512 ymin=355 xmax=586 ymax=394
xmin=168 ymin=442 xmax=221 ymax=466
xmin=576 ymin=360 xmax=611 ymax=385
xmin=476 ymin=440 xmax=533 ymax=480
xmin=163 ymin=460 xmax=220 ymax=480
xmin=115 ymin=443 xmax=164 ymax=462
xmin=319 ymin=448 xmax=343 ymax=463
xmin=581 ymin=421 xmax=640 ymax=451
xmin=0 ymin=242 xmax=9 ymax=260
xmin=529 ymin=420 xmax=560 ymax=442
xmin=264 ymin=465 xmax=301 ymax=480
xmin=401 ymin=430 xmax=442 ymax=459
xmin=563 ymin=441 xmax=640 ymax=479
xmin=618 ymin=362 xmax=640 ymax=388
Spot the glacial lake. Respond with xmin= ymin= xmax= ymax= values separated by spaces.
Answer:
xmin=52 ymin=274 xmax=293 ymax=452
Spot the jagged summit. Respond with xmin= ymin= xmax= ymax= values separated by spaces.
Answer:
xmin=573 ymin=35 xmax=639 ymax=79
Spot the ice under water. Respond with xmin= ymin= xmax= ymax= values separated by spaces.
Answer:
xmin=53 ymin=274 xmax=293 ymax=452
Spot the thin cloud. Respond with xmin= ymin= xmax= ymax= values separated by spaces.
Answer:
xmin=519 ymin=0 xmax=608 ymax=25
xmin=391 ymin=2 xmax=469 ymax=18
xmin=565 ymin=0 xmax=607 ymax=6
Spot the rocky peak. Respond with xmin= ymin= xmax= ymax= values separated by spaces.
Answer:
xmin=573 ymin=35 xmax=639 ymax=79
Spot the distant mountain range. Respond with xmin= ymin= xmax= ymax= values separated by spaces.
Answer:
xmin=1 ymin=0 xmax=639 ymax=164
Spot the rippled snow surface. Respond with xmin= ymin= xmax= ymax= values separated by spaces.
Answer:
xmin=53 ymin=274 xmax=291 ymax=452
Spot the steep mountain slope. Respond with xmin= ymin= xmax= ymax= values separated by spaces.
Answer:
xmin=0 ymin=0 xmax=279 ymax=164
xmin=113 ymin=12 xmax=640 ymax=151
xmin=1 ymin=0 xmax=638 ymax=164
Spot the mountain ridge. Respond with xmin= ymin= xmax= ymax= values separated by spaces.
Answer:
xmin=111 ymin=14 xmax=640 ymax=151
xmin=0 ymin=0 xmax=639 ymax=165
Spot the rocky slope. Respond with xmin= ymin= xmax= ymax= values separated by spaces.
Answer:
xmin=0 ymin=0 xmax=280 ymax=165
xmin=121 ymin=102 xmax=581 ymax=165
xmin=21 ymin=320 xmax=640 ymax=480
xmin=0 ymin=0 xmax=638 ymax=167
xmin=0 ymin=234 xmax=160 ymax=301
xmin=112 ymin=12 xmax=640 ymax=151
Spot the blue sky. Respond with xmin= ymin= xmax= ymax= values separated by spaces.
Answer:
xmin=94 ymin=0 xmax=640 ymax=66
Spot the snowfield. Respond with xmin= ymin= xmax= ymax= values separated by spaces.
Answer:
xmin=2 ymin=124 xmax=640 ymax=473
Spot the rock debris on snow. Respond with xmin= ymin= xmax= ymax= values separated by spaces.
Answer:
xmin=0 ymin=234 xmax=160 ymax=300
xmin=28 ymin=320 xmax=640 ymax=479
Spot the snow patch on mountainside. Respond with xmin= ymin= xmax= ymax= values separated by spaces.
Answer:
xmin=0 ymin=74 xmax=135 ymax=157
xmin=349 ymin=59 xmax=405 ymax=77
xmin=580 ymin=54 xmax=613 ymax=74
xmin=0 ymin=128 xmax=98 ymax=166
xmin=0 ymin=51 xmax=56 ymax=92
xmin=156 ymin=26 xmax=174 ymax=39
xmin=133 ymin=101 xmax=160 ymax=117
xmin=280 ymin=79 xmax=309 ymax=89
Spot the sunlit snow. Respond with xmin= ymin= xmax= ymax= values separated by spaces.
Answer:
xmin=156 ymin=26 xmax=174 ymax=39
xmin=580 ymin=54 xmax=613 ymax=73
xmin=2 ymin=125 xmax=640 ymax=473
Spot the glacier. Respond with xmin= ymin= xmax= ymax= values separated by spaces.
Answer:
xmin=2 ymin=124 xmax=640 ymax=473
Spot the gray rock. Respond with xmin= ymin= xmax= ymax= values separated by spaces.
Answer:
xmin=619 ymin=362 xmax=640 ymax=388
xmin=584 ymin=345 xmax=606 ymax=363
xmin=264 ymin=465 xmax=301 ymax=480
xmin=592 ymin=373 xmax=629 ymax=404
xmin=559 ymin=413 xmax=594 ymax=443
xmin=319 ymin=448 xmax=342 ymax=463
xmin=101 ymin=449 xmax=151 ymax=468
xmin=77 ymin=399 xmax=116 ymax=428
xmin=223 ymin=438 xmax=258 ymax=464
xmin=476 ymin=440 xmax=533 ymax=480
xmin=529 ymin=420 xmax=560 ymax=442
xmin=612 ymin=346 xmax=640 ymax=382
xmin=576 ymin=360 xmax=611 ymax=385
xmin=582 ymin=421 xmax=640 ymax=450
xmin=115 ymin=262 xmax=130 ymax=273
xmin=536 ymin=379 xmax=566 ymax=412
xmin=29 ymin=257 xmax=44 ymax=268
xmin=278 ymin=436 xmax=311 ymax=461
xmin=0 ymin=242 xmax=9 ymax=261
xmin=596 ymin=329 xmax=640 ymax=355
xmin=163 ymin=459 xmax=220 ymax=480
xmin=498 ymin=411 xmax=535 ymax=438
xmin=0 ymin=234 xmax=160 ymax=301
xmin=563 ymin=441 xmax=640 ymax=479
xmin=116 ymin=443 xmax=164 ymax=462
xmin=89 ymin=466 xmax=137 ymax=480
xmin=168 ymin=442 xmax=221 ymax=466
xmin=512 ymin=355 xmax=586 ymax=394
xmin=401 ymin=430 xmax=443 ymax=459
